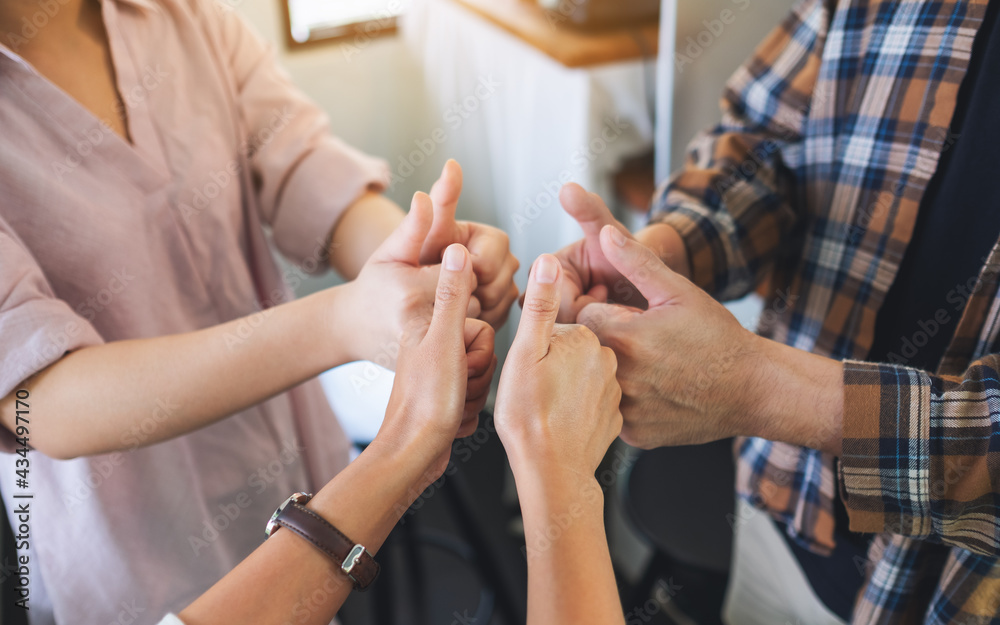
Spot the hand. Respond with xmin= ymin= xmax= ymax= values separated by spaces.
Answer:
xmin=547 ymin=183 xmax=690 ymax=323
xmin=495 ymin=254 xmax=622 ymax=479
xmin=345 ymin=192 xmax=482 ymax=367
xmin=374 ymin=243 xmax=497 ymax=479
xmin=548 ymin=183 xmax=645 ymax=323
xmin=577 ymin=226 xmax=761 ymax=449
xmin=420 ymin=160 xmax=521 ymax=329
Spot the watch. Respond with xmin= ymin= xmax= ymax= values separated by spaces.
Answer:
xmin=265 ymin=492 xmax=380 ymax=591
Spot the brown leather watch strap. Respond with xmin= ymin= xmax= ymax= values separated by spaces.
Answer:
xmin=274 ymin=502 xmax=380 ymax=591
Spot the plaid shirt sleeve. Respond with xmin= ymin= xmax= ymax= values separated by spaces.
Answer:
xmin=840 ymin=356 xmax=1000 ymax=557
xmin=650 ymin=0 xmax=830 ymax=301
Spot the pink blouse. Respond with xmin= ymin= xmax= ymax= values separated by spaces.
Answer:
xmin=0 ymin=0 xmax=388 ymax=622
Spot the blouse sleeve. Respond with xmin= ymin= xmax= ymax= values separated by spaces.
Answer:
xmin=197 ymin=0 xmax=391 ymax=272
xmin=0 ymin=216 xmax=104 ymax=452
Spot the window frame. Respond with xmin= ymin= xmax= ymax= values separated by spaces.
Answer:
xmin=280 ymin=0 xmax=400 ymax=50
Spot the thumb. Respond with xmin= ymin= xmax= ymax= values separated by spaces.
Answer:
xmin=512 ymin=254 xmax=561 ymax=360
xmin=429 ymin=159 xmax=462 ymax=221
xmin=373 ymin=192 xmax=434 ymax=265
xmin=598 ymin=225 xmax=687 ymax=308
xmin=427 ymin=243 xmax=476 ymax=341
xmin=559 ymin=182 xmax=625 ymax=239
xmin=422 ymin=160 xmax=463 ymax=263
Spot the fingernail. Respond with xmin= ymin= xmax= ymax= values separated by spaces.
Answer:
xmin=443 ymin=245 xmax=466 ymax=271
xmin=535 ymin=255 xmax=558 ymax=284
xmin=608 ymin=226 xmax=627 ymax=248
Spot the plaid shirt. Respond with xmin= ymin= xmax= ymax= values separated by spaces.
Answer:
xmin=650 ymin=0 xmax=1000 ymax=622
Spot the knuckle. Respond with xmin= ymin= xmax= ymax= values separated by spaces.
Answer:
xmin=523 ymin=295 xmax=559 ymax=318
xmin=494 ymin=228 xmax=510 ymax=249
xmin=400 ymin=316 xmax=431 ymax=345
xmin=602 ymin=346 xmax=618 ymax=373
xmin=477 ymin=283 xmax=505 ymax=308
xmin=573 ymin=324 xmax=600 ymax=347
xmin=436 ymin=281 xmax=464 ymax=306
xmin=401 ymin=300 xmax=430 ymax=327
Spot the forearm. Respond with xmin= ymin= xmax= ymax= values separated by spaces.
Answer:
xmin=179 ymin=440 xmax=427 ymax=625
xmin=635 ymin=222 xmax=690 ymax=279
xmin=0 ymin=286 xmax=358 ymax=459
xmin=328 ymin=192 xmax=405 ymax=279
xmin=513 ymin=465 xmax=624 ymax=625
xmin=744 ymin=335 xmax=844 ymax=455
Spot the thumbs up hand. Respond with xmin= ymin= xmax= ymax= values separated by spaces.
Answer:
xmin=376 ymin=242 xmax=497 ymax=481
xmin=548 ymin=183 xmax=690 ymax=323
xmin=577 ymin=226 xmax=762 ymax=449
xmin=419 ymin=160 xmax=521 ymax=329
xmin=345 ymin=191 xmax=482 ymax=368
xmin=495 ymin=254 xmax=622 ymax=480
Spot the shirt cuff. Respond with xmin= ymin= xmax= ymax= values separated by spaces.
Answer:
xmin=650 ymin=196 xmax=739 ymax=299
xmin=837 ymin=360 xmax=933 ymax=537
xmin=0 ymin=297 xmax=104 ymax=452
xmin=270 ymin=136 xmax=390 ymax=274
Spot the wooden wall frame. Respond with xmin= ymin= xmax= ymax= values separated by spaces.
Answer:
xmin=280 ymin=0 xmax=400 ymax=50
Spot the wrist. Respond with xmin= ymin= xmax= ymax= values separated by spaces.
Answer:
xmin=742 ymin=335 xmax=844 ymax=455
xmin=369 ymin=405 xmax=450 ymax=486
xmin=321 ymin=281 xmax=362 ymax=364
xmin=636 ymin=223 xmax=690 ymax=279
xmin=315 ymin=436 xmax=436 ymax=521
xmin=507 ymin=450 xmax=602 ymax=503
xmin=268 ymin=287 xmax=355 ymax=374
xmin=512 ymin=460 xmax=605 ymax=531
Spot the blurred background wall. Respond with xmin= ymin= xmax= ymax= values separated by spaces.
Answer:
xmin=667 ymin=0 xmax=795 ymax=172
xmin=234 ymin=0 xmax=796 ymax=297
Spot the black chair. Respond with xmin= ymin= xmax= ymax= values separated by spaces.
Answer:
xmin=622 ymin=440 xmax=736 ymax=624
xmin=350 ymin=412 xmax=527 ymax=625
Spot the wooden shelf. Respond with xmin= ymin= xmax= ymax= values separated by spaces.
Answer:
xmin=451 ymin=0 xmax=659 ymax=68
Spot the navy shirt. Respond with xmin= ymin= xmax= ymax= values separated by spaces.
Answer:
xmin=782 ymin=0 xmax=1000 ymax=618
